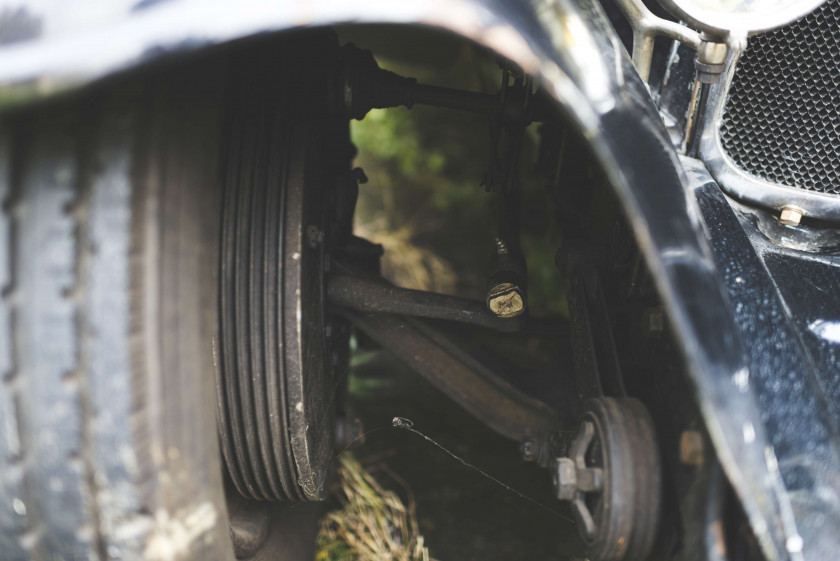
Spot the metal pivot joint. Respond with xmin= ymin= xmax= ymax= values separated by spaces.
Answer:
xmin=552 ymin=397 xmax=662 ymax=561
xmin=483 ymin=68 xmax=532 ymax=320
xmin=487 ymin=236 xmax=527 ymax=319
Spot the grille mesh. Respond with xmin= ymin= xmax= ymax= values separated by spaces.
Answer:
xmin=719 ymin=0 xmax=840 ymax=195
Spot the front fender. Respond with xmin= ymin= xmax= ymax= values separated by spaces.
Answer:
xmin=0 ymin=0 xmax=801 ymax=559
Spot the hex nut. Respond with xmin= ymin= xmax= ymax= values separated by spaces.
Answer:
xmin=779 ymin=207 xmax=803 ymax=227
xmin=554 ymin=457 xmax=578 ymax=501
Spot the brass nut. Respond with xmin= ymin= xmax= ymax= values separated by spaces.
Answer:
xmin=779 ymin=207 xmax=804 ymax=227
xmin=487 ymin=282 xmax=525 ymax=318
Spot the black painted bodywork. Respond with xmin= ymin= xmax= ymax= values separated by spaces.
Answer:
xmin=688 ymin=158 xmax=840 ymax=561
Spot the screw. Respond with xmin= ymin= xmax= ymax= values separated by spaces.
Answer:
xmin=779 ymin=207 xmax=803 ymax=227
xmin=487 ymin=282 xmax=526 ymax=318
xmin=679 ymin=430 xmax=704 ymax=467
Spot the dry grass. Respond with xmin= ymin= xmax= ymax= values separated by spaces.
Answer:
xmin=317 ymin=454 xmax=434 ymax=561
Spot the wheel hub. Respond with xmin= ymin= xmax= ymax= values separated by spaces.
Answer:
xmin=552 ymin=397 xmax=662 ymax=561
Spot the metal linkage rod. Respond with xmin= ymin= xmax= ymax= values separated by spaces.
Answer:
xmin=338 ymin=310 xmax=560 ymax=442
xmin=341 ymin=43 xmax=553 ymax=122
xmin=327 ymin=274 xmax=522 ymax=332
xmin=410 ymin=83 xmax=497 ymax=114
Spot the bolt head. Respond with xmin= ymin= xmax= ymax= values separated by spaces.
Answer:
xmin=554 ymin=458 xmax=578 ymax=501
xmin=779 ymin=207 xmax=803 ymax=227
xmin=487 ymin=282 xmax=525 ymax=318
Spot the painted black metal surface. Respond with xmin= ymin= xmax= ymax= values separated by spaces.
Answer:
xmin=565 ymin=259 xmax=627 ymax=408
xmin=595 ymin=106 xmax=799 ymax=561
xmin=688 ymin=157 xmax=840 ymax=561
xmin=761 ymin=254 xmax=840 ymax=405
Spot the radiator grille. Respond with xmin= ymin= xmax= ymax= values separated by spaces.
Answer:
xmin=719 ymin=0 xmax=840 ymax=195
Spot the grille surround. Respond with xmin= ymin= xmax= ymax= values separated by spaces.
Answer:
xmin=718 ymin=0 xmax=840 ymax=196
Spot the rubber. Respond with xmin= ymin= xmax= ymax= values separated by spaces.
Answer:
xmin=215 ymin=49 xmax=349 ymax=502
xmin=0 ymin=56 xmax=234 ymax=560
xmin=582 ymin=397 xmax=662 ymax=561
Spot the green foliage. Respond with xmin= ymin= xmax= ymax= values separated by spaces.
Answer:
xmin=353 ymin=109 xmax=447 ymax=177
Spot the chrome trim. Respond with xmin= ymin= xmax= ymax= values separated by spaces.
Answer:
xmin=613 ymin=0 xmax=701 ymax=81
xmin=697 ymin=46 xmax=840 ymax=222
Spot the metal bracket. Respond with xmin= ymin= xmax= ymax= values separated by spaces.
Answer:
xmin=612 ymin=0 xmax=702 ymax=81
